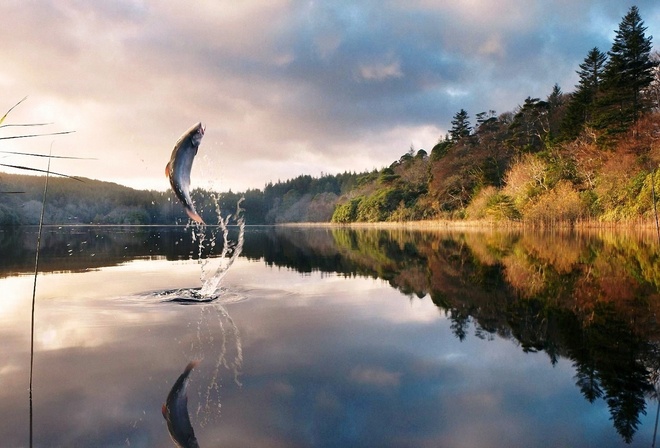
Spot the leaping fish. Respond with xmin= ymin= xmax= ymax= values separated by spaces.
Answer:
xmin=166 ymin=122 xmax=205 ymax=224
xmin=162 ymin=361 xmax=201 ymax=448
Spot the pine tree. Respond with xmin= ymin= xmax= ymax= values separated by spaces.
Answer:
xmin=546 ymin=84 xmax=565 ymax=141
xmin=595 ymin=6 xmax=655 ymax=139
xmin=560 ymin=47 xmax=607 ymax=140
xmin=449 ymin=109 xmax=471 ymax=141
xmin=508 ymin=97 xmax=549 ymax=151
xmin=578 ymin=47 xmax=608 ymax=93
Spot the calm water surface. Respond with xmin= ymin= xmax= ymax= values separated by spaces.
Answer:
xmin=1 ymin=226 xmax=659 ymax=447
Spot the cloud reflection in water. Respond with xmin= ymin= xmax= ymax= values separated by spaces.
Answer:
xmin=0 ymin=229 xmax=657 ymax=446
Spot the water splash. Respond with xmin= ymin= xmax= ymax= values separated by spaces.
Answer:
xmin=188 ymin=195 xmax=245 ymax=299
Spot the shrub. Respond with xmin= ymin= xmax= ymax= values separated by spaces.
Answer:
xmin=523 ymin=180 xmax=584 ymax=225
xmin=331 ymin=197 xmax=362 ymax=223
xmin=502 ymin=154 xmax=549 ymax=210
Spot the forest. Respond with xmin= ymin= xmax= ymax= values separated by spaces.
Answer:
xmin=1 ymin=6 xmax=660 ymax=227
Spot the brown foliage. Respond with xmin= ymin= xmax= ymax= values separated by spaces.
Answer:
xmin=523 ymin=180 xmax=585 ymax=225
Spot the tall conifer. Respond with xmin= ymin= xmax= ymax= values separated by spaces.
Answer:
xmin=595 ymin=6 xmax=655 ymax=139
xmin=560 ymin=48 xmax=607 ymax=140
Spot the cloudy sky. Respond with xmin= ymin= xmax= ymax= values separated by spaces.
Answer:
xmin=1 ymin=1 xmax=659 ymax=193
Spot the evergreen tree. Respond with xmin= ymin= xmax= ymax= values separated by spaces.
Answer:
xmin=560 ymin=47 xmax=607 ymax=140
xmin=508 ymin=97 xmax=549 ymax=151
xmin=643 ymin=50 xmax=660 ymax=111
xmin=578 ymin=47 xmax=608 ymax=93
xmin=546 ymin=83 xmax=565 ymax=141
xmin=450 ymin=109 xmax=471 ymax=141
xmin=595 ymin=6 xmax=655 ymax=138
xmin=475 ymin=110 xmax=497 ymax=131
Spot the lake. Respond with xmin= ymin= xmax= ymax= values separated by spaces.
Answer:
xmin=1 ymin=225 xmax=660 ymax=447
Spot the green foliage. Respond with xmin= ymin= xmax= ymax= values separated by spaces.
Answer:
xmin=450 ymin=109 xmax=471 ymax=141
xmin=356 ymin=188 xmax=400 ymax=222
xmin=508 ymin=96 xmax=550 ymax=152
xmin=0 ymin=203 xmax=21 ymax=226
xmin=430 ymin=138 xmax=452 ymax=161
xmin=560 ymin=47 xmax=607 ymax=140
xmin=486 ymin=193 xmax=521 ymax=221
xmin=379 ymin=167 xmax=399 ymax=184
xmin=594 ymin=6 xmax=655 ymax=142
xmin=331 ymin=197 xmax=362 ymax=223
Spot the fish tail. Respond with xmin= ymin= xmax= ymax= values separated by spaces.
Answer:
xmin=185 ymin=360 xmax=201 ymax=373
xmin=185 ymin=208 xmax=205 ymax=225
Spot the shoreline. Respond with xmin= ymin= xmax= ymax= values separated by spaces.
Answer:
xmin=280 ymin=218 xmax=660 ymax=230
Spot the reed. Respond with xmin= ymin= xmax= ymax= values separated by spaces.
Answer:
xmin=0 ymin=98 xmax=78 ymax=448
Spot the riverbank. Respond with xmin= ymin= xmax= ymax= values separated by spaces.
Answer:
xmin=281 ymin=217 xmax=660 ymax=230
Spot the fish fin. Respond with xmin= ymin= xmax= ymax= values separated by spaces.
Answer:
xmin=186 ymin=208 xmax=205 ymax=225
xmin=165 ymin=162 xmax=171 ymax=177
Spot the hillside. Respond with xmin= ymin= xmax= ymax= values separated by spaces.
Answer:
xmin=0 ymin=175 xmax=180 ymax=226
xmin=331 ymin=6 xmax=660 ymax=226
xmin=0 ymin=171 xmax=362 ymax=226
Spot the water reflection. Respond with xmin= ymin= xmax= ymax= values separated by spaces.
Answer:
xmin=162 ymin=361 xmax=201 ymax=448
xmin=250 ymin=227 xmax=660 ymax=444
xmin=3 ymin=225 xmax=660 ymax=444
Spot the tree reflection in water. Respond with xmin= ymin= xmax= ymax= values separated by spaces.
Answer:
xmin=252 ymin=227 xmax=660 ymax=444
xmin=2 ymin=225 xmax=660 ymax=443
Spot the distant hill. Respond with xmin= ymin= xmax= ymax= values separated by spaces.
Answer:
xmin=0 ymin=171 xmax=363 ymax=225
xmin=0 ymin=174 xmax=181 ymax=225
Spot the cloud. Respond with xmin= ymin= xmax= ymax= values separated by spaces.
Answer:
xmin=358 ymin=59 xmax=404 ymax=81
xmin=350 ymin=365 xmax=402 ymax=387
xmin=0 ymin=1 xmax=658 ymax=192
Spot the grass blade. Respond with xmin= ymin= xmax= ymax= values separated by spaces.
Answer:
xmin=0 ymin=163 xmax=83 ymax=181
xmin=0 ymin=96 xmax=27 ymax=126
xmin=0 ymin=150 xmax=94 ymax=160
xmin=0 ymin=130 xmax=75 ymax=141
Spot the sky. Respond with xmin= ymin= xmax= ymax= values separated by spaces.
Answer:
xmin=0 ymin=0 xmax=659 ymax=193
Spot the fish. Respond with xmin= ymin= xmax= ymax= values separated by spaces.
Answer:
xmin=162 ymin=360 xmax=201 ymax=448
xmin=166 ymin=122 xmax=205 ymax=224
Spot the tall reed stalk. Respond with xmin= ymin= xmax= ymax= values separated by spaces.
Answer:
xmin=29 ymin=149 xmax=51 ymax=448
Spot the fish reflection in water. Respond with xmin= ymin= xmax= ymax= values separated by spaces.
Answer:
xmin=163 ymin=361 xmax=201 ymax=448
xmin=156 ymin=294 xmax=243 ymax=441
xmin=160 ymin=300 xmax=242 ymax=447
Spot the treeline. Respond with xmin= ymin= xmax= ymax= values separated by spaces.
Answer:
xmin=0 ymin=171 xmax=363 ymax=225
xmin=332 ymin=6 xmax=660 ymax=225
xmin=238 ymin=172 xmax=359 ymax=223
xmin=0 ymin=175 xmax=184 ymax=226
